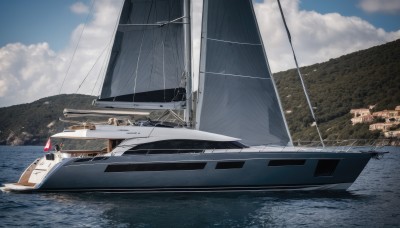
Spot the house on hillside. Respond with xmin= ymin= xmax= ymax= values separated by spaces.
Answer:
xmin=384 ymin=130 xmax=400 ymax=138
xmin=369 ymin=123 xmax=396 ymax=132
xmin=372 ymin=110 xmax=399 ymax=118
xmin=350 ymin=105 xmax=400 ymax=138
xmin=351 ymin=115 xmax=374 ymax=125
xmin=350 ymin=108 xmax=370 ymax=117
xmin=350 ymin=108 xmax=373 ymax=125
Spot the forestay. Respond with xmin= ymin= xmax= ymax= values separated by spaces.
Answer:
xmin=196 ymin=0 xmax=292 ymax=146
xmin=96 ymin=0 xmax=187 ymax=110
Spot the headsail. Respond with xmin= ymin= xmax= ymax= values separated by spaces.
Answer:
xmin=95 ymin=0 xmax=187 ymax=110
xmin=196 ymin=0 xmax=292 ymax=146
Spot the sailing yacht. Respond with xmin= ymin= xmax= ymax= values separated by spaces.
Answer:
xmin=2 ymin=0 xmax=384 ymax=193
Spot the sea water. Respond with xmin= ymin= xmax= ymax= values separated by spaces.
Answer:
xmin=0 ymin=146 xmax=399 ymax=227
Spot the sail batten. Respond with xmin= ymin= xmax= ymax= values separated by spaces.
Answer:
xmin=196 ymin=0 xmax=292 ymax=146
xmin=200 ymin=71 xmax=272 ymax=80
xmin=206 ymin=38 xmax=262 ymax=46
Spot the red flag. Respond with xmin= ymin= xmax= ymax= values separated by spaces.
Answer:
xmin=44 ymin=138 xmax=51 ymax=152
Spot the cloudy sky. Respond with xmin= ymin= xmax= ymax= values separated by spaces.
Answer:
xmin=0 ymin=0 xmax=399 ymax=108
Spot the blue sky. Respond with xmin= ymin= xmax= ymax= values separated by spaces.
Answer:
xmin=300 ymin=0 xmax=400 ymax=32
xmin=0 ymin=0 xmax=399 ymax=107
xmin=0 ymin=0 xmax=399 ymax=51
xmin=0 ymin=0 xmax=90 ymax=51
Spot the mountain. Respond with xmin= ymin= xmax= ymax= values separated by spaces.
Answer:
xmin=0 ymin=94 xmax=95 ymax=145
xmin=0 ymin=39 xmax=399 ymax=145
xmin=274 ymin=39 xmax=400 ymax=142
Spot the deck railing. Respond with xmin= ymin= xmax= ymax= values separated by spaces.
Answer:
xmin=291 ymin=138 xmax=398 ymax=153
xmin=99 ymin=138 xmax=398 ymax=157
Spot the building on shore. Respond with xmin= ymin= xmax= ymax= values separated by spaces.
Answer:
xmin=350 ymin=105 xmax=400 ymax=138
xmin=369 ymin=123 xmax=397 ymax=132
xmin=372 ymin=110 xmax=399 ymax=119
xmin=384 ymin=130 xmax=400 ymax=138
xmin=350 ymin=108 xmax=373 ymax=125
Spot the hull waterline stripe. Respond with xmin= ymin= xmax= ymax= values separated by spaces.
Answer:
xmin=35 ymin=183 xmax=353 ymax=193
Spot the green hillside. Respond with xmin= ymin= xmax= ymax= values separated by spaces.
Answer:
xmin=0 ymin=94 xmax=95 ymax=145
xmin=0 ymin=39 xmax=399 ymax=145
xmin=274 ymin=39 xmax=400 ymax=141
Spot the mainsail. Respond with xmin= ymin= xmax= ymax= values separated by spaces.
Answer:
xmin=96 ymin=0 xmax=188 ymax=110
xmin=196 ymin=0 xmax=292 ymax=146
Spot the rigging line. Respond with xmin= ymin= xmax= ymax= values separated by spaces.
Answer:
xmin=167 ymin=4 xmax=181 ymax=90
xmin=132 ymin=0 xmax=155 ymax=102
xmin=148 ymin=0 xmax=158 ymax=91
xmin=91 ymin=48 xmax=108 ymax=96
xmin=97 ymin=0 xmax=125 ymax=97
xmin=277 ymin=0 xmax=325 ymax=148
xmin=76 ymin=45 xmax=109 ymax=94
xmin=162 ymin=0 xmax=174 ymax=102
xmin=58 ymin=0 xmax=95 ymax=95
xmin=163 ymin=41 xmax=166 ymax=100
xmin=168 ymin=1 xmax=182 ymax=90
xmin=162 ymin=0 xmax=170 ymax=102
xmin=145 ymin=2 xmax=157 ymax=101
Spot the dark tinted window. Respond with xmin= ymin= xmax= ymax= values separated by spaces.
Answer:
xmin=314 ymin=159 xmax=340 ymax=177
xmin=124 ymin=140 xmax=247 ymax=155
xmin=104 ymin=162 xmax=207 ymax=172
xmin=74 ymin=158 xmax=92 ymax=163
xmin=92 ymin=157 xmax=109 ymax=161
xmin=216 ymin=161 xmax=245 ymax=169
xmin=268 ymin=160 xmax=306 ymax=166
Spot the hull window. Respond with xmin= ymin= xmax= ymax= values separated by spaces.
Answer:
xmin=268 ymin=159 xmax=306 ymax=166
xmin=104 ymin=162 xmax=207 ymax=172
xmin=314 ymin=159 xmax=340 ymax=177
xmin=216 ymin=161 xmax=245 ymax=169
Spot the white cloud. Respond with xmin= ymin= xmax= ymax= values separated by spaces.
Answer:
xmin=253 ymin=0 xmax=400 ymax=72
xmin=0 ymin=43 xmax=63 ymax=106
xmin=70 ymin=2 xmax=90 ymax=15
xmin=358 ymin=0 xmax=400 ymax=14
xmin=0 ymin=0 xmax=123 ymax=107
xmin=0 ymin=0 xmax=399 ymax=107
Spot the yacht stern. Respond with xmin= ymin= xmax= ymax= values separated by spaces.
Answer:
xmin=1 ymin=153 xmax=62 ymax=193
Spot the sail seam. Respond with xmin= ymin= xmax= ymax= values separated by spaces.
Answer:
xmin=201 ymin=71 xmax=270 ymax=80
xmin=206 ymin=37 xmax=261 ymax=46
xmin=119 ymin=23 xmax=187 ymax=27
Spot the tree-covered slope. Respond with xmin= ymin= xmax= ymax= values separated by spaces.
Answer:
xmin=0 ymin=40 xmax=399 ymax=145
xmin=0 ymin=94 xmax=95 ymax=145
xmin=274 ymin=39 xmax=400 ymax=141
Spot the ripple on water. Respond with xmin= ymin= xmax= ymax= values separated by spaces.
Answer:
xmin=1 ymin=146 xmax=400 ymax=227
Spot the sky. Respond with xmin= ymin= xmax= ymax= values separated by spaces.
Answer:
xmin=0 ymin=0 xmax=399 ymax=108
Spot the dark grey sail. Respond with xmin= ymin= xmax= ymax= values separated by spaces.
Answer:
xmin=96 ymin=0 xmax=187 ymax=110
xmin=196 ymin=0 xmax=292 ymax=146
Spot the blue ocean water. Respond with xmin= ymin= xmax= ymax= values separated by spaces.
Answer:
xmin=0 ymin=146 xmax=399 ymax=227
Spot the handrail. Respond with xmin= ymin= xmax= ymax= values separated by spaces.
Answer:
xmin=61 ymin=150 xmax=107 ymax=154
xmin=105 ymin=139 xmax=398 ymax=155
xmin=292 ymin=138 xmax=398 ymax=152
